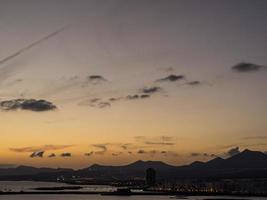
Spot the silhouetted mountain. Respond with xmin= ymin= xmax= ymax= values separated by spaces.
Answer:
xmin=1 ymin=149 xmax=267 ymax=181
xmin=221 ymin=149 xmax=267 ymax=169
xmin=0 ymin=165 xmax=74 ymax=181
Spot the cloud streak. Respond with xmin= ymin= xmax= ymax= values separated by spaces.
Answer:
xmin=10 ymin=145 xmax=73 ymax=153
xmin=140 ymin=86 xmax=162 ymax=94
xmin=156 ymin=74 xmax=185 ymax=82
xmin=0 ymin=27 xmax=65 ymax=66
xmin=232 ymin=63 xmax=267 ymax=73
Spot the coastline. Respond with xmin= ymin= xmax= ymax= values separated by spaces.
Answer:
xmin=0 ymin=191 xmax=266 ymax=197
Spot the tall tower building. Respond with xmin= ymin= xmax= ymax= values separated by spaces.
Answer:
xmin=146 ymin=168 xmax=156 ymax=186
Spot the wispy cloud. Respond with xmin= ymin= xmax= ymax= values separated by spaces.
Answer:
xmin=10 ymin=144 xmax=74 ymax=153
xmin=92 ymin=144 xmax=108 ymax=155
xmin=242 ymin=136 xmax=267 ymax=140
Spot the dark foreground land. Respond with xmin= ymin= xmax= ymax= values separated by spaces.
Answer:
xmin=0 ymin=190 xmax=266 ymax=198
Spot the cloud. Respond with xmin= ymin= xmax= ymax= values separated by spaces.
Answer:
xmin=112 ymin=152 xmax=122 ymax=156
xmin=126 ymin=95 xmax=139 ymax=100
xmin=135 ymin=135 xmax=177 ymax=146
xmin=97 ymin=102 xmax=111 ymax=108
xmin=191 ymin=152 xmax=217 ymax=157
xmin=92 ymin=144 xmax=108 ymax=155
xmin=79 ymin=98 xmax=111 ymax=108
xmin=242 ymin=136 xmax=267 ymax=140
xmin=48 ymin=153 xmax=56 ymax=158
xmin=137 ymin=149 xmax=146 ymax=154
xmin=156 ymin=74 xmax=185 ymax=82
xmin=10 ymin=145 xmax=74 ymax=153
xmin=232 ymin=63 xmax=267 ymax=73
xmin=191 ymin=153 xmax=201 ymax=157
xmin=141 ymin=86 xmax=162 ymax=94
xmin=0 ymin=99 xmax=56 ymax=112
xmin=86 ymin=75 xmax=108 ymax=85
xmin=126 ymin=94 xmax=150 ymax=100
xmin=121 ymin=144 xmax=132 ymax=150
xmin=140 ymin=94 xmax=150 ymax=98
xmin=145 ymin=141 xmax=175 ymax=145
xmin=30 ymin=151 xmax=44 ymax=158
xmin=187 ymin=81 xmax=201 ymax=86
xmin=61 ymin=152 xmax=71 ymax=157
xmin=85 ymin=152 xmax=94 ymax=157
xmin=226 ymin=147 xmax=240 ymax=157
xmin=109 ymin=97 xmax=122 ymax=102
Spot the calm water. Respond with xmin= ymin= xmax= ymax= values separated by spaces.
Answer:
xmin=0 ymin=182 xmax=266 ymax=200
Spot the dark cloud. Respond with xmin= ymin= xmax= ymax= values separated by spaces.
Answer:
xmin=85 ymin=152 xmax=94 ymax=157
xmin=226 ymin=147 xmax=240 ymax=157
xmin=126 ymin=94 xmax=139 ymax=100
xmin=0 ymin=99 xmax=56 ymax=112
xmin=137 ymin=149 xmax=146 ymax=154
xmin=87 ymin=75 xmax=108 ymax=84
xmin=187 ymin=81 xmax=201 ymax=86
xmin=30 ymin=151 xmax=44 ymax=158
xmin=109 ymin=97 xmax=122 ymax=102
xmin=126 ymin=94 xmax=150 ymax=100
xmin=48 ymin=153 xmax=56 ymax=158
xmin=141 ymin=86 xmax=161 ymax=94
xmin=61 ymin=152 xmax=71 ymax=157
xmin=10 ymin=145 xmax=73 ymax=153
xmin=140 ymin=94 xmax=150 ymax=98
xmin=157 ymin=74 xmax=185 ymax=82
xmin=232 ymin=63 xmax=267 ymax=73
xmin=191 ymin=152 xmax=217 ymax=157
xmin=191 ymin=153 xmax=201 ymax=157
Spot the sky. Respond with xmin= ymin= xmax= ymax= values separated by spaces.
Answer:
xmin=0 ymin=0 xmax=266 ymax=169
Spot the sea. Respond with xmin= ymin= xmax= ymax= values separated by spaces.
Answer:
xmin=0 ymin=181 xmax=266 ymax=200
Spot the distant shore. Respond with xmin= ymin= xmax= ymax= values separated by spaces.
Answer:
xmin=0 ymin=191 xmax=266 ymax=197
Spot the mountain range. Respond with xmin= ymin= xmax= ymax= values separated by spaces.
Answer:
xmin=1 ymin=149 xmax=267 ymax=181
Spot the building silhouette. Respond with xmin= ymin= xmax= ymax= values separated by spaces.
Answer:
xmin=146 ymin=168 xmax=156 ymax=186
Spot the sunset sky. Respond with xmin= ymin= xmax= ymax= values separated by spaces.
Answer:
xmin=0 ymin=0 xmax=266 ymax=169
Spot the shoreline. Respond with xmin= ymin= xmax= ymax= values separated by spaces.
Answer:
xmin=0 ymin=191 xmax=266 ymax=197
